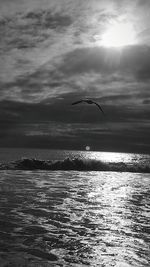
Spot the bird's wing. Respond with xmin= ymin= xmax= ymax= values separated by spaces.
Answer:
xmin=71 ymin=100 xmax=83 ymax=105
xmin=94 ymin=102 xmax=105 ymax=114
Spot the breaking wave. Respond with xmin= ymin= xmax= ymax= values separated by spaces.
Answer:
xmin=0 ymin=157 xmax=150 ymax=173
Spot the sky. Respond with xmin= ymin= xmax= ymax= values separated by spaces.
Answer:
xmin=0 ymin=0 xmax=150 ymax=153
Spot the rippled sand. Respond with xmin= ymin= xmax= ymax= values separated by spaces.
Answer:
xmin=0 ymin=171 xmax=150 ymax=266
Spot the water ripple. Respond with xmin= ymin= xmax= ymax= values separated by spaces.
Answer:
xmin=0 ymin=170 xmax=150 ymax=266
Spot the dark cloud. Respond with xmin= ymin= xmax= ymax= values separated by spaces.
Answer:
xmin=0 ymin=120 xmax=150 ymax=153
xmin=137 ymin=0 xmax=150 ymax=6
xmin=59 ymin=45 xmax=150 ymax=81
xmin=0 ymin=95 xmax=150 ymax=153
xmin=1 ymin=44 xmax=150 ymax=113
xmin=24 ymin=10 xmax=72 ymax=29
xmin=136 ymin=64 xmax=150 ymax=80
xmin=0 ymin=62 xmax=70 ymax=101
xmin=143 ymin=99 xmax=150 ymax=104
xmin=0 ymin=89 xmax=149 ymax=124
xmin=0 ymin=92 xmax=125 ymax=124
xmin=0 ymin=10 xmax=73 ymax=51
xmin=0 ymin=0 xmax=150 ymax=153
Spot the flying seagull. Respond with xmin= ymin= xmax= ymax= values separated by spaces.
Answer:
xmin=72 ymin=99 xmax=104 ymax=114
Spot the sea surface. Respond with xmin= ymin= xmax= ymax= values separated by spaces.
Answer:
xmin=0 ymin=148 xmax=150 ymax=266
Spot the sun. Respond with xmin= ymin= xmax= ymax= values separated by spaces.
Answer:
xmin=85 ymin=146 xmax=90 ymax=151
xmin=98 ymin=21 xmax=137 ymax=48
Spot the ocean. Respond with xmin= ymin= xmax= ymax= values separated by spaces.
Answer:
xmin=0 ymin=148 xmax=150 ymax=266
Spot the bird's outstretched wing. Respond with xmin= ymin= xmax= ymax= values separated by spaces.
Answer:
xmin=93 ymin=102 xmax=105 ymax=114
xmin=71 ymin=100 xmax=83 ymax=105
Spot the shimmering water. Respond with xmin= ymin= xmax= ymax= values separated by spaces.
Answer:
xmin=0 ymin=148 xmax=150 ymax=165
xmin=0 ymin=149 xmax=150 ymax=172
xmin=0 ymin=169 xmax=150 ymax=266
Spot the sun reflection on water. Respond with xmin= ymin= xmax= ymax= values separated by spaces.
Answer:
xmin=82 ymin=151 xmax=136 ymax=163
xmin=86 ymin=172 xmax=138 ymax=266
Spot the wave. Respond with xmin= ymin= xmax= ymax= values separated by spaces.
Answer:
xmin=0 ymin=157 xmax=150 ymax=173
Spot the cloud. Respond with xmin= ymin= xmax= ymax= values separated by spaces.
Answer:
xmin=0 ymin=6 xmax=76 ymax=83
xmin=59 ymin=45 xmax=150 ymax=78
xmin=0 ymin=96 xmax=150 ymax=152
xmin=0 ymin=0 xmax=150 ymax=152
xmin=25 ymin=10 xmax=72 ymax=29
xmin=143 ymin=99 xmax=150 ymax=104
xmin=137 ymin=0 xmax=150 ymax=7
xmin=0 ymin=88 xmax=149 ymax=125
xmin=136 ymin=64 xmax=150 ymax=81
xmin=1 ymin=44 xmax=150 ymax=108
xmin=0 ymin=10 xmax=73 ymax=52
xmin=0 ymin=0 xmax=70 ymax=16
xmin=1 ymin=0 xmax=150 ymax=84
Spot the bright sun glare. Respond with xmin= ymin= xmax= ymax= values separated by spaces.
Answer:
xmin=100 ymin=21 xmax=136 ymax=48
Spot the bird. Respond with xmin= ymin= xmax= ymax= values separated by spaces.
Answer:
xmin=71 ymin=99 xmax=104 ymax=114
